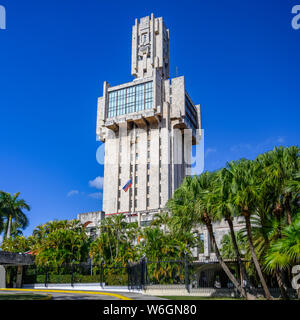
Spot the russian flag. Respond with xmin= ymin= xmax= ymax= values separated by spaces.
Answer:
xmin=122 ymin=179 xmax=132 ymax=192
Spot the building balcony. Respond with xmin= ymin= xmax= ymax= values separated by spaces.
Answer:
xmin=104 ymin=107 xmax=161 ymax=129
xmin=172 ymin=117 xmax=198 ymax=145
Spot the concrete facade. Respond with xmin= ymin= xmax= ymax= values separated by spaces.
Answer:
xmin=78 ymin=14 xmax=245 ymax=260
xmin=95 ymin=14 xmax=201 ymax=224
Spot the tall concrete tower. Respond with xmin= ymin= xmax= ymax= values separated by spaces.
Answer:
xmin=96 ymin=14 xmax=201 ymax=226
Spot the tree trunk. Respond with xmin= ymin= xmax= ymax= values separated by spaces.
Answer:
xmin=285 ymin=195 xmax=292 ymax=225
xmin=6 ymin=215 xmax=12 ymax=239
xmin=226 ymin=217 xmax=256 ymax=299
xmin=275 ymin=270 xmax=289 ymax=300
xmin=270 ymin=211 xmax=290 ymax=300
xmin=116 ymin=231 xmax=119 ymax=259
xmin=244 ymin=213 xmax=272 ymax=300
xmin=203 ymin=215 xmax=248 ymax=299
xmin=107 ymin=232 xmax=113 ymax=262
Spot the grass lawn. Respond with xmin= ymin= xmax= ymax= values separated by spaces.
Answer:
xmin=159 ymin=296 xmax=245 ymax=300
xmin=0 ymin=293 xmax=52 ymax=300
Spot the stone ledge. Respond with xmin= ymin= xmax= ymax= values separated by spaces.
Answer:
xmin=0 ymin=251 xmax=35 ymax=265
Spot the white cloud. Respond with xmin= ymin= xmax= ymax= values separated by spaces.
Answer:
xmin=205 ymin=148 xmax=217 ymax=157
xmin=67 ymin=190 xmax=79 ymax=197
xmin=88 ymin=192 xmax=102 ymax=199
xmin=230 ymin=143 xmax=252 ymax=153
xmin=230 ymin=137 xmax=287 ymax=155
xmin=89 ymin=176 xmax=104 ymax=190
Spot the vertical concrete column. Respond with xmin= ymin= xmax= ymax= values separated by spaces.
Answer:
xmin=149 ymin=124 xmax=160 ymax=209
xmin=195 ymin=104 xmax=201 ymax=130
xmin=154 ymin=69 xmax=162 ymax=110
xmin=172 ymin=127 xmax=183 ymax=192
xmin=16 ymin=266 xmax=23 ymax=288
xmin=204 ymin=229 xmax=211 ymax=258
xmin=131 ymin=19 xmax=138 ymax=77
xmin=162 ymin=80 xmax=172 ymax=203
xmin=138 ymin=212 xmax=141 ymax=227
xmin=0 ymin=265 xmax=6 ymax=288
xmin=102 ymin=128 xmax=119 ymax=214
xmin=137 ymin=126 xmax=147 ymax=211
xmin=150 ymin=13 xmax=155 ymax=67
xmin=170 ymin=76 xmax=185 ymax=118
xmin=160 ymin=123 xmax=170 ymax=208
xmin=96 ymin=97 xmax=104 ymax=136
xmin=157 ymin=18 xmax=163 ymax=68
xmin=184 ymin=129 xmax=192 ymax=176
xmin=130 ymin=127 xmax=135 ymax=213
xmin=120 ymin=123 xmax=131 ymax=213
xmin=170 ymin=126 xmax=175 ymax=196
xmin=102 ymin=81 xmax=109 ymax=119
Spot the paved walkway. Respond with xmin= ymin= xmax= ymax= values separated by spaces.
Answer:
xmin=0 ymin=288 xmax=166 ymax=300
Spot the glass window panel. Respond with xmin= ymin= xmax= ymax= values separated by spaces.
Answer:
xmin=107 ymin=82 xmax=153 ymax=118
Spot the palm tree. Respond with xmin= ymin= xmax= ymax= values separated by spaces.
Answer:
xmin=168 ymin=173 xmax=248 ymax=299
xmin=98 ymin=217 xmax=115 ymax=263
xmin=0 ymin=191 xmax=30 ymax=239
xmin=264 ymin=216 xmax=300 ymax=299
xmin=253 ymin=147 xmax=299 ymax=299
xmin=211 ymin=168 xmax=255 ymax=296
xmin=110 ymin=214 xmax=127 ymax=259
xmin=197 ymin=174 xmax=250 ymax=299
xmin=255 ymin=146 xmax=300 ymax=225
xmin=0 ymin=213 xmax=4 ymax=235
xmin=285 ymin=172 xmax=300 ymax=195
xmin=249 ymin=213 xmax=290 ymax=299
xmin=220 ymin=231 xmax=247 ymax=259
xmin=151 ymin=211 xmax=170 ymax=234
xmin=226 ymin=159 xmax=272 ymax=300
xmin=167 ymin=176 xmax=201 ymax=235
xmin=2 ymin=220 xmax=24 ymax=238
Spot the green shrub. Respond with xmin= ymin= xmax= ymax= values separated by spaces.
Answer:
xmin=47 ymin=274 xmax=72 ymax=283
xmin=73 ymin=274 xmax=100 ymax=283
xmin=104 ymin=271 xmax=128 ymax=286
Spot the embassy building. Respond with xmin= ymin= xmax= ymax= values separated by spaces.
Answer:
xmin=94 ymin=14 xmax=200 ymax=224
xmin=77 ymin=14 xmax=244 ymax=259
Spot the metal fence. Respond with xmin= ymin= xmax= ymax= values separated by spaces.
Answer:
xmin=18 ymin=258 xmax=292 ymax=296
xmin=21 ymin=262 xmax=128 ymax=287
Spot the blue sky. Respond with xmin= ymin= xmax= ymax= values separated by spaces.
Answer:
xmin=0 ymin=0 xmax=299 ymax=237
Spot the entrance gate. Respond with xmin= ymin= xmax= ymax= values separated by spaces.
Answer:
xmin=127 ymin=258 xmax=146 ymax=290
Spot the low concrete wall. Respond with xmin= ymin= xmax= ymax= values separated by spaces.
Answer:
xmin=0 ymin=266 xmax=6 ymax=288
xmin=23 ymin=283 xmax=142 ymax=293
xmin=143 ymin=285 xmax=238 ymax=297
xmin=143 ymin=285 xmax=297 ymax=298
